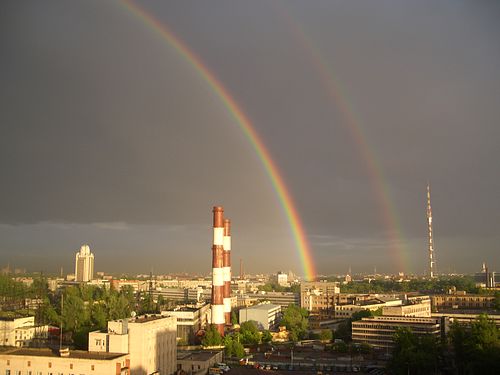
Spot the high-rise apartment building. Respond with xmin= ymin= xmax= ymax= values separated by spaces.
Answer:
xmin=75 ymin=244 xmax=94 ymax=282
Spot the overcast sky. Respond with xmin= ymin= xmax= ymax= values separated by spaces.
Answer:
xmin=1 ymin=0 xmax=499 ymax=276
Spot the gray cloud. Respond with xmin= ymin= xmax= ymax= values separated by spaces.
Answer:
xmin=0 ymin=0 xmax=499 ymax=275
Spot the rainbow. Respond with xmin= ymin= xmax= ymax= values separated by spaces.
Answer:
xmin=276 ymin=5 xmax=407 ymax=271
xmin=120 ymin=1 xmax=317 ymax=280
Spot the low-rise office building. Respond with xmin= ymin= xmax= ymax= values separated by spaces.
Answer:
xmin=177 ymin=350 xmax=223 ymax=375
xmin=239 ymin=303 xmax=282 ymax=330
xmin=431 ymin=292 xmax=495 ymax=311
xmin=382 ymin=296 xmax=431 ymax=317
xmin=248 ymin=291 xmax=300 ymax=307
xmin=352 ymin=316 xmax=445 ymax=349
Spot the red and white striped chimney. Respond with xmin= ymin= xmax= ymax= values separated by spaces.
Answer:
xmin=223 ymin=219 xmax=232 ymax=325
xmin=211 ymin=206 xmax=225 ymax=335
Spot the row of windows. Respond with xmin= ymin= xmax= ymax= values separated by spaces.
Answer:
xmin=4 ymin=361 xmax=95 ymax=371
xmin=6 ymin=371 xmax=82 ymax=375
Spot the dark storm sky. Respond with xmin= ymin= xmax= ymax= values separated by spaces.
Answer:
xmin=1 ymin=0 xmax=499 ymax=276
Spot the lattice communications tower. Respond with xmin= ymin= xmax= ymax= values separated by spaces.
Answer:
xmin=427 ymin=184 xmax=436 ymax=278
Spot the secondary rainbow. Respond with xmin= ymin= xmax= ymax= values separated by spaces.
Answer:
xmin=120 ymin=1 xmax=317 ymax=280
xmin=276 ymin=5 xmax=408 ymax=271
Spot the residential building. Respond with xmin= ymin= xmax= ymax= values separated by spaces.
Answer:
xmin=74 ymin=244 xmax=94 ymax=282
xmin=300 ymin=281 xmax=340 ymax=319
xmin=0 ymin=316 xmax=48 ymax=348
xmin=276 ymin=272 xmax=288 ymax=287
xmin=161 ymin=304 xmax=210 ymax=344
xmin=89 ymin=314 xmax=177 ymax=375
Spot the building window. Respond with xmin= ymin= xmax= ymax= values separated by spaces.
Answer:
xmin=70 ymin=364 xmax=73 ymax=369
xmin=91 ymin=365 xmax=95 ymax=371
xmin=48 ymin=362 xmax=52 ymax=368
xmin=28 ymin=361 xmax=31 ymax=366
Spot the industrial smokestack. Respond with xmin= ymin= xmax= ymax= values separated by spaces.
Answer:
xmin=211 ymin=206 xmax=225 ymax=335
xmin=223 ymin=219 xmax=232 ymax=325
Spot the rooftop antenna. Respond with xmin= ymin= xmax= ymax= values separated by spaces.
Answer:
xmin=427 ymin=183 xmax=436 ymax=278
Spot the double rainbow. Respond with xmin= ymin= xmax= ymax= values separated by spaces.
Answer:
xmin=121 ymin=1 xmax=317 ymax=280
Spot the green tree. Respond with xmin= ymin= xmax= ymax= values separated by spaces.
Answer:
xmin=90 ymin=303 xmax=107 ymax=330
xmin=232 ymin=340 xmax=246 ymax=358
xmin=231 ymin=310 xmax=238 ymax=325
xmin=61 ymin=288 xmax=88 ymax=332
xmin=262 ymin=330 xmax=273 ymax=343
xmin=320 ymin=329 xmax=333 ymax=341
xmin=240 ymin=321 xmax=261 ymax=345
xmin=224 ymin=335 xmax=234 ymax=357
xmin=202 ymin=325 xmax=223 ymax=347
xmin=450 ymin=314 xmax=500 ymax=374
xmin=389 ymin=327 xmax=440 ymax=375
xmin=280 ymin=304 xmax=308 ymax=340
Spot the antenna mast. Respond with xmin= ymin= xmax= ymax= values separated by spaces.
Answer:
xmin=427 ymin=183 xmax=436 ymax=278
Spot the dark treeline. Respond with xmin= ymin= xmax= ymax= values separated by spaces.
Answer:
xmin=0 ymin=275 xmax=163 ymax=349
xmin=329 ymin=276 xmax=482 ymax=294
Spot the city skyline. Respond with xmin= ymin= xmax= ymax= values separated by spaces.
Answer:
xmin=1 ymin=1 xmax=499 ymax=276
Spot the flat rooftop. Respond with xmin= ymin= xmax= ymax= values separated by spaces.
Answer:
xmin=0 ymin=348 xmax=127 ymax=360
xmin=244 ymin=304 xmax=281 ymax=311
xmin=178 ymin=350 xmax=222 ymax=361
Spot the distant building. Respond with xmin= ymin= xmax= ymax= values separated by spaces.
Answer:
xmin=177 ymin=350 xmax=223 ymax=375
xmin=0 ymin=348 xmax=129 ymax=374
xmin=431 ymin=292 xmax=495 ymax=311
xmin=474 ymin=262 xmax=497 ymax=288
xmin=74 ymin=245 xmax=94 ymax=282
xmin=89 ymin=314 xmax=177 ymax=375
xmin=0 ymin=316 xmax=48 ymax=347
xmin=162 ymin=304 xmax=211 ymax=344
xmin=247 ymin=291 xmax=300 ymax=307
xmin=382 ymin=295 xmax=431 ymax=317
xmin=334 ymin=298 xmax=402 ymax=319
xmin=301 ymin=281 xmax=340 ymax=319
xmin=239 ymin=303 xmax=282 ymax=330
xmin=352 ymin=316 xmax=446 ymax=348
xmin=276 ymin=272 xmax=288 ymax=287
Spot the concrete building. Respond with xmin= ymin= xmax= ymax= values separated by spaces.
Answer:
xmin=334 ymin=298 xmax=402 ymax=319
xmin=276 ymin=272 xmax=288 ymax=287
xmin=177 ymin=350 xmax=223 ymax=375
xmin=162 ymin=304 xmax=211 ymax=344
xmin=248 ymin=291 xmax=300 ymax=307
xmin=352 ymin=316 xmax=445 ymax=349
xmin=0 ymin=316 xmax=48 ymax=348
xmin=382 ymin=296 xmax=431 ymax=317
xmin=0 ymin=348 xmax=130 ymax=374
xmin=75 ymin=244 xmax=94 ymax=282
xmin=431 ymin=292 xmax=495 ymax=311
xmin=89 ymin=314 xmax=177 ymax=375
xmin=300 ymin=281 xmax=340 ymax=319
xmin=431 ymin=312 xmax=500 ymax=328
xmin=239 ymin=303 xmax=282 ymax=330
